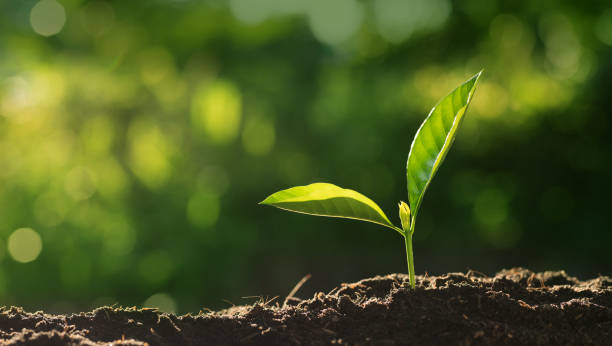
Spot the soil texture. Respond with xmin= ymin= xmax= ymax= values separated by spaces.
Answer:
xmin=1 ymin=268 xmax=611 ymax=345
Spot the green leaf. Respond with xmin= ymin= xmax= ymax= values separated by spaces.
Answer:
xmin=260 ymin=183 xmax=401 ymax=233
xmin=407 ymin=71 xmax=482 ymax=220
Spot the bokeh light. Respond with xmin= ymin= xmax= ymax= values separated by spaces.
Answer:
xmin=230 ymin=0 xmax=276 ymax=25
xmin=29 ymin=0 xmax=66 ymax=37
xmin=79 ymin=1 xmax=115 ymax=37
xmin=196 ymin=166 xmax=230 ymax=195
xmin=307 ymin=0 xmax=364 ymax=45
xmin=7 ymin=228 xmax=43 ymax=263
xmin=374 ymin=0 xmax=451 ymax=43
xmin=191 ymin=81 xmax=242 ymax=145
xmin=128 ymin=119 xmax=175 ymax=189
xmin=143 ymin=293 xmax=177 ymax=313
xmin=64 ymin=167 xmax=97 ymax=201
xmin=101 ymin=218 xmax=136 ymax=256
xmin=539 ymin=13 xmax=583 ymax=80
xmin=595 ymin=8 xmax=612 ymax=46
xmin=187 ymin=191 xmax=220 ymax=229
xmin=473 ymin=188 xmax=510 ymax=229
xmin=33 ymin=189 xmax=71 ymax=227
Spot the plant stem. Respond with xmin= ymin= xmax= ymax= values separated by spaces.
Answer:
xmin=404 ymin=229 xmax=415 ymax=289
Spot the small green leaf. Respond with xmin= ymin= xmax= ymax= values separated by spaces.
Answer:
xmin=260 ymin=183 xmax=401 ymax=233
xmin=407 ymin=71 xmax=482 ymax=219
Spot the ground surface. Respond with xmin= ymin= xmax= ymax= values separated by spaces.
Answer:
xmin=1 ymin=268 xmax=610 ymax=345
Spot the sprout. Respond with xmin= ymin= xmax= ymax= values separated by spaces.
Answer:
xmin=261 ymin=71 xmax=482 ymax=289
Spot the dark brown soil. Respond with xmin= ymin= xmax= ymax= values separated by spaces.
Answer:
xmin=1 ymin=268 xmax=611 ymax=345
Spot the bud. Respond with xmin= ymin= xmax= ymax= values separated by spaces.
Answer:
xmin=398 ymin=201 xmax=411 ymax=232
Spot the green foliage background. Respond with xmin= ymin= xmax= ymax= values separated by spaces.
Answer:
xmin=1 ymin=0 xmax=611 ymax=313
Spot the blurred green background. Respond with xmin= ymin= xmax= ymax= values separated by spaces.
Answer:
xmin=1 ymin=0 xmax=611 ymax=314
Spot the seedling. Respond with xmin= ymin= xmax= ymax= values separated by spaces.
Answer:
xmin=261 ymin=71 xmax=482 ymax=289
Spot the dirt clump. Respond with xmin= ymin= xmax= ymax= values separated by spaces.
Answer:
xmin=1 ymin=268 xmax=610 ymax=345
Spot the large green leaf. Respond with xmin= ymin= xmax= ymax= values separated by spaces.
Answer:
xmin=260 ymin=183 xmax=400 ymax=233
xmin=407 ymin=71 xmax=482 ymax=220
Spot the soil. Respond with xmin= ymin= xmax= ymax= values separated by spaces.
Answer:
xmin=1 ymin=268 xmax=610 ymax=345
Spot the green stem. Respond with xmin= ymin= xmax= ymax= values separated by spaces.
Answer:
xmin=404 ymin=226 xmax=415 ymax=289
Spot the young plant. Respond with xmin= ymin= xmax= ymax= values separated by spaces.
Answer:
xmin=261 ymin=71 xmax=482 ymax=289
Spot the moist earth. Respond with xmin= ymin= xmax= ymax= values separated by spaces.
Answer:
xmin=1 ymin=268 xmax=611 ymax=345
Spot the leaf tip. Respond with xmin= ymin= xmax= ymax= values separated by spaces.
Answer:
xmin=258 ymin=196 xmax=272 ymax=205
xmin=466 ymin=69 xmax=484 ymax=100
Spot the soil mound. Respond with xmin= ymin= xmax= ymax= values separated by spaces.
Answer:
xmin=1 ymin=268 xmax=610 ymax=345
